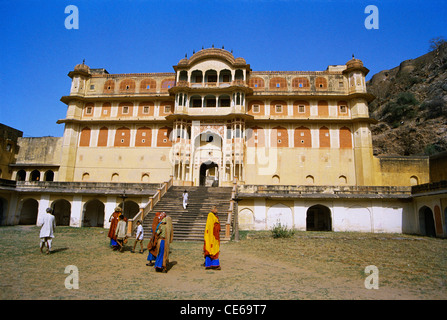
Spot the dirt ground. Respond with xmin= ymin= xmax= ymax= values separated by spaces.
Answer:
xmin=0 ymin=226 xmax=446 ymax=301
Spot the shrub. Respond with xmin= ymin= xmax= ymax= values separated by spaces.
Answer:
xmin=271 ymin=223 xmax=295 ymax=239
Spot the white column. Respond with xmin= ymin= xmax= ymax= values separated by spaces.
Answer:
xmin=37 ymin=194 xmax=50 ymax=226
xmin=104 ymin=196 xmax=118 ymax=229
xmin=69 ymin=195 xmax=83 ymax=227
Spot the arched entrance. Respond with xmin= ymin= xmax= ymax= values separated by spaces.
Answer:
xmin=52 ymin=199 xmax=71 ymax=226
xmin=200 ymin=161 xmax=219 ymax=186
xmin=0 ymin=197 xmax=6 ymax=225
xmin=119 ymin=200 xmax=140 ymax=220
xmin=306 ymin=205 xmax=332 ymax=231
xmin=19 ymin=198 xmax=38 ymax=225
xmin=419 ymin=206 xmax=436 ymax=237
xmin=83 ymin=199 xmax=105 ymax=227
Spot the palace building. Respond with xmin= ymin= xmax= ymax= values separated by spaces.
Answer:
xmin=1 ymin=48 xmax=446 ymax=239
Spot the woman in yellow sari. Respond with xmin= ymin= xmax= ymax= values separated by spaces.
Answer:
xmin=203 ymin=205 xmax=221 ymax=270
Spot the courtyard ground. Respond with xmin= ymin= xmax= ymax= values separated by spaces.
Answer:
xmin=0 ymin=225 xmax=446 ymax=300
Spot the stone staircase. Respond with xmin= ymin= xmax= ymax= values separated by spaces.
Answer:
xmin=142 ymin=186 xmax=233 ymax=241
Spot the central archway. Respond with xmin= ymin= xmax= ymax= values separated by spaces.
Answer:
xmin=306 ymin=205 xmax=332 ymax=231
xmin=200 ymin=161 xmax=219 ymax=186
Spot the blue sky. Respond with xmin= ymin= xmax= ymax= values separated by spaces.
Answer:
xmin=0 ymin=0 xmax=446 ymax=137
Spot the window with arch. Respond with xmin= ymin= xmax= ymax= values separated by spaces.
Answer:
xmin=118 ymin=102 xmax=133 ymax=117
xmin=271 ymin=126 xmax=288 ymax=147
xmin=135 ymin=127 xmax=152 ymax=147
xmin=339 ymin=127 xmax=352 ymax=148
xmin=114 ymin=127 xmax=130 ymax=147
xmin=140 ymin=78 xmax=157 ymax=92
xmin=17 ymin=170 xmax=26 ymax=181
xmin=318 ymin=100 xmax=329 ymax=117
xmin=97 ymin=127 xmax=108 ymax=147
xmin=101 ymin=102 xmax=111 ymax=118
xmin=139 ymin=101 xmax=154 ymax=116
xmin=315 ymin=77 xmax=327 ymax=89
xmin=249 ymin=77 xmax=265 ymax=90
xmin=270 ymin=100 xmax=287 ymax=116
xmin=319 ymin=126 xmax=330 ymax=148
xmin=141 ymin=173 xmax=150 ymax=182
xmin=79 ymin=127 xmax=91 ymax=147
xmin=292 ymin=77 xmax=310 ymax=89
xmin=103 ymin=79 xmax=115 ymax=93
xmin=294 ymin=126 xmax=311 ymax=147
xmin=83 ymin=103 xmax=94 ymax=117
xmin=82 ymin=172 xmax=90 ymax=181
xmin=119 ymin=79 xmax=136 ymax=93
xmin=306 ymin=175 xmax=315 ymax=184
xmin=161 ymin=78 xmax=175 ymax=92
xmin=410 ymin=175 xmax=419 ymax=186
xmin=111 ymin=173 xmax=119 ymax=182
xmin=246 ymin=126 xmax=265 ymax=147
xmin=269 ymin=77 xmax=287 ymax=90
xmin=248 ymin=101 xmax=264 ymax=115
xmin=157 ymin=126 xmax=173 ymax=147
xmin=293 ymin=100 xmax=310 ymax=117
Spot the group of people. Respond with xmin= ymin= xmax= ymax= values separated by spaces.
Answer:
xmin=107 ymin=204 xmax=222 ymax=273
xmin=38 ymin=194 xmax=222 ymax=273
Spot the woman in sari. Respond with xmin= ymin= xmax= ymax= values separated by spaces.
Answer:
xmin=203 ymin=205 xmax=221 ymax=270
xmin=108 ymin=207 xmax=121 ymax=249
xmin=154 ymin=215 xmax=173 ymax=273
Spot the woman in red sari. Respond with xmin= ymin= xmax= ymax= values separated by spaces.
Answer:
xmin=108 ymin=207 xmax=122 ymax=249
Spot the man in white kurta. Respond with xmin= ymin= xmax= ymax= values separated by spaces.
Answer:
xmin=182 ymin=190 xmax=188 ymax=210
xmin=40 ymin=208 xmax=56 ymax=254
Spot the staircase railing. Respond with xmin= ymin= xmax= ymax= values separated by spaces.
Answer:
xmin=225 ymin=178 xmax=238 ymax=240
xmin=127 ymin=175 xmax=174 ymax=236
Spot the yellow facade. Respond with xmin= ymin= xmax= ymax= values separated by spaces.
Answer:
xmin=50 ymin=48 xmax=429 ymax=187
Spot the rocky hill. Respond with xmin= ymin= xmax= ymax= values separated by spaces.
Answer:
xmin=366 ymin=41 xmax=447 ymax=156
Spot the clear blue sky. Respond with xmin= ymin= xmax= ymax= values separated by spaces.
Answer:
xmin=0 ymin=0 xmax=446 ymax=137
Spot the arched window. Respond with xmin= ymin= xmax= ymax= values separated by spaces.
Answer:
xmin=318 ymin=100 xmax=329 ymax=117
xmin=119 ymin=79 xmax=136 ymax=93
xmin=249 ymin=77 xmax=265 ymax=90
xmin=79 ymin=127 xmax=91 ymax=147
xmin=118 ymin=102 xmax=133 ymax=117
xmin=17 ymin=170 xmax=26 ymax=181
xmin=339 ymin=127 xmax=352 ymax=148
xmin=83 ymin=103 xmax=94 ymax=117
xmin=114 ymin=127 xmax=130 ymax=147
xmin=44 ymin=170 xmax=54 ymax=182
xmin=161 ymin=78 xmax=175 ymax=91
xmin=101 ymin=102 xmax=111 ymax=118
xmin=271 ymin=126 xmax=288 ymax=148
xmin=140 ymin=78 xmax=157 ymax=92
xmin=139 ymin=101 xmax=154 ymax=116
xmin=294 ymin=126 xmax=311 ymax=148
xmin=30 ymin=170 xmax=40 ymax=182
xmin=292 ymin=77 xmax=310 ymax=89
xmin=269 ymin=77 xmax=287 ymax=90
xmin=293 ymin=100 xmax=310 ymax=117
xmin=97 ymin=127 xmax=108 ymax=147
xmin=315 ymin=77 xmax=327 ymax=89
xmin=135 ymin=127 xmax=152 ymax=147
xmin=157 ymin=127 xmax=173 ymax=147
xmin=319 ymin=126 xmax=330 ymax=148
xmin=103 ymin=79 xmax=115 ymax=93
